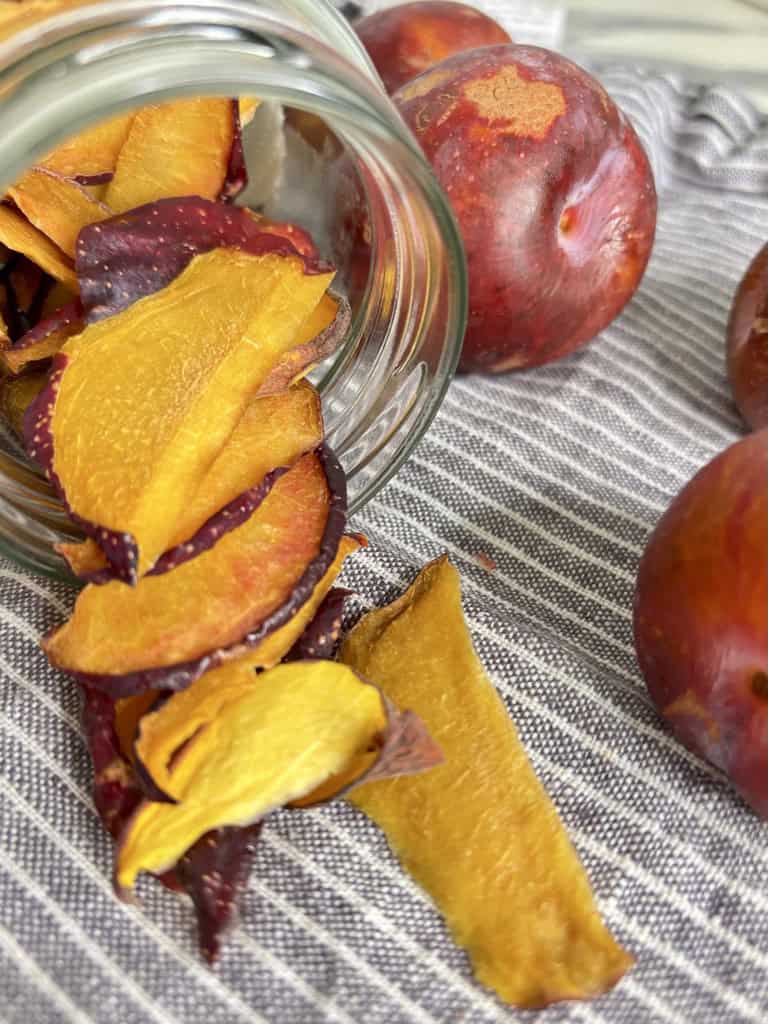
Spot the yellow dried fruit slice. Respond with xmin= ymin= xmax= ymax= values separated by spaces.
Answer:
xmin=37 ymin=247 xmax=333 ymax=577
xmin=106 ymin=99 xmax=235 ymax=213
xmin=39 ymin=112 xmax=136 ymax=183
xmin=114 ymin=660 xmax=390 ymax=893
xmin=57 ymin=380 xmax=325 ymax=581
xmin=8 ymin=168 xmax=110 ymax=257
xmin=0 ymin=205 xmax=76 ymax=287
xmin=341 ymin=556 xmax=633 ymax=1009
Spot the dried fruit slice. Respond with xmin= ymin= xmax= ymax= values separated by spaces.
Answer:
xmin=115 ymin=659 xmax=435 ymax=894
xmin=106 ymin=99 xmax=237 ymax=213
xmin=221 ymin=100 xmax=248 ymax=203
xmin=77 ymin=196 xmax=329 ymax=324
xmin=39 ymin=112 xmax=136 ymax=185
xmin=8 ymin=168 xmax=110 ymax=257
xmin=58 ymin=381 xmax=324 ymax=582
xmin=43 ymin=447 xmax=347 ymax=696
xmin=340 ymin=556 xmax=633 ymax=1009
xmin=82 ymin=683 xmax=263 ymax=959
xmin=1 ymin=300 xmax=82 ymax=375
xmin=0 ymin=205 xmax=76 ymax=287
xmin=257 ymin=293 xmax=351 ymax=397
xmin=29 ymin=247 xmax=334 ymax=579
xmin=285 ymin=587 xmax=352 ymax=662
xmin=0 ymin=369 xmax=49 ymax=438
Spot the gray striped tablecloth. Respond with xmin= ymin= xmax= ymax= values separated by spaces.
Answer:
xmin=2 ymin=43 xmax=768 ymax=1024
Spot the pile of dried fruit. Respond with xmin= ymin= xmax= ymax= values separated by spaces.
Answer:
xmin=0 ymin=78 xmax=634 ymax=1006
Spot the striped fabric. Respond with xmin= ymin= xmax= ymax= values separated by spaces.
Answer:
xmin=2 ymin=30 xmax=768 ymax=1024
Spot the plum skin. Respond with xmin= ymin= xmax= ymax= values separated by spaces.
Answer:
xmin=356 ymin=2 xmax=511 ymax=94
xmin=727 ymin=241 xmax=768 ymax=430
xmin=394 ymin=44 xmax=657 ymax=373
xmin=633 ymin=429 xmax=768 ymax=818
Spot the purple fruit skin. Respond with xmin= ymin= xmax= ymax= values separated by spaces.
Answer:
xmin=285 ymin=587 xmax=352 ymax=661
xmin=24 ymin=353 xmax=140 ymax=585
xmin=73 ymin=171 xmax=113 ymax=187
xmin=76 ymin=197 xmax=332 ymax=324
xmin=64 ymin=442 xmax=348 ymax=698
xmin=219 ymin=99 xmax=249 ymax=203
xmin=175 ymin=823 xmax=263 ymax=963
xmin=12 ymin=299 xmax=83 ymax=351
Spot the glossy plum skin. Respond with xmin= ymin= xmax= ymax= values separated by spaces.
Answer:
xmin=394 ymin=45 xmax=657 ymax=372
xmin=356 ymin=2 xmax=510 ymax=94
xmin=727 ymin=241 xmax=768 ymax=430
xmin=634 ymin=430 xmax=768 ymax=818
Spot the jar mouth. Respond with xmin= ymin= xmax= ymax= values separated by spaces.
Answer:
xmin=0 ymin=0 xmax=467 ymax=581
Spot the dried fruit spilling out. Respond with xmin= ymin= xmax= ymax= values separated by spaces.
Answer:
xmin=2 ymin=45 xmax=630 ymax=1006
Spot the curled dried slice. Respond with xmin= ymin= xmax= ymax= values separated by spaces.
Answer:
xmin=284 ymin=587 xmax=352 ymax=662
xmin=39 ymin=112 xmax=135 ymax=185
xmin=82 ymin=684 xmax=263 ymax=960
xmin=77 ymin=196 xmax=329 ymax=324
xmin=106 ymin=99 xmax=238 ymax=213
xmin=115 ymin=659 xmax=436 ymax=895
xmin=0 ymin=205 xmax=76 ymax=287
xmin=221 ymin=100 xmax=248 ymax=203
xmin=57 ymin=381 xmax=324 ymax=582
xmin=8 ymin=168 xmax=110 ymax=256
xmin=1 ymin=300 xmax=82 ymax=375
xmin=43 ymin=447 xmax=347 ymax=696
xmin=341 ymin=556 xmax=633 ymax=1009
xmin=257 ymin=293 xmax=351 ymax=397
xmin=132 ymin=534 xmax=363 ymax=802
xmin=28 ymin=247 xmax=334 ymax=579
xmin=0 ymin=370 xmax=49 ymax=438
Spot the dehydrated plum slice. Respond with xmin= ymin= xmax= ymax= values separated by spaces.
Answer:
xmin=43 ymin=446 xmax=348 ymax=696
xmin=115 ymin=659 xmax=439 ymax=895
xmin=8 ymin=168 xmax=110 ymax=256
xmin=106 ymin=99 xmax=240 ymax=213
xmin=340 ymin=557 xmax=633 ymax=1009
xmin=28 ymin=247 xmax=335 ymax=580
xmin=284 ymin=587 xmax=352 ymax=662
xmin=77 ymin=196 xmax=330 ymax=324
xmin=57 ymin=381 xmax=324 ymax=583
xmin=0 ymin=205 xmax=76 ymax=287
xmin=38 ymin=112 xmax=136 ymax=185
xmin=1 ymin=300 xmax=82 ymax=375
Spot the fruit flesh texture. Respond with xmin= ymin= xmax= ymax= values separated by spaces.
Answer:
xmin=727 ymin=241 xmax=768 ymax=429
xmin=106 ymin=99 xmax=236 ymax=212
xmin=357 ymin=1 xmax=511 ymax=93
xmin=0 ymin=206 xmax=76 ymax=287
xmin=57 ymin=381 xmax=323 ymax=580
xmin=341 ymin=556 xmax=632 ymax=1009
xmin=115 ymin=660 xmax=389 ymax=893
xmin=634 ymin=429 xmax=768 ymax=818
xmin=37 ymin=112 xmax=135 ymax=183
xmin=47 ymin=248 xmax=333 ymax=575
xmin=43 ymin=451 xmax=331 ymax=676
xmin=8 ymin=169 xmax=109 ymax=257
xmin=394 ymin=44 xmax=656 ymax=372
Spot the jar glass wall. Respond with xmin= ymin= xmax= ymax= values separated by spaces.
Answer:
xmin=0 ymin=0 xmax=466 ymax=579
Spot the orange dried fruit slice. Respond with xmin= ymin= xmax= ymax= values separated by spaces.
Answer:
xmin=8 ymin=168 xmax=110 ymax=257
xmin=0 ymin=369 xmax=49 ymax=438
xmin=57 ymin=380 xmax=325 ymax=582
xmin=1 ymin=300 xmax=82 ymax=375
xmin=39 ymin=112 xmax=136 ymax=185
xmin=106 ymin=98 xmax=238 ymax=212
xmin=115 ymin=659 xmax=438 ymax=894
xmin=0 ymin=205 xmax=76 ymax=287
xmin=27 ymin=247 xmax=334 ymax=580
xmin=340 ymin=556 xmax=633 ymax=1009
xmin=42 ymin=447 xmax=347 ymax=696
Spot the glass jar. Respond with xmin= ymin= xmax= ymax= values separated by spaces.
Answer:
xmin=0 ymin=0 xmax=467 ymax=579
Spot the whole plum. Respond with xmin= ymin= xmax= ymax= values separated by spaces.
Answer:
xmin=634 ymin=429 xmax=768 ymax=818
xmin=356 ymin=2 xmax=510 ymax=94
xmin=727 ymin=241 xmax=768 ymax=430
xmin=394 ymin=45 xmax=657 ymax=372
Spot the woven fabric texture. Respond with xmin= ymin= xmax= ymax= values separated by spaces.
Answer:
xmin=1 ymin=15 xmax=768 ymax=1024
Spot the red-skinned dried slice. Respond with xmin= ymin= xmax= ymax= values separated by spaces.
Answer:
xmin=221 ymin=99 xmax=248 ymax=203
xmin=0 ymin=205 xmax=76 ymax=287
xmin=284 ymin=587 xmax=352 ymax=661
xmin=57 ymin=381 xmax=324 ymax=583
xmin=43 ymin=445 xmax=348 ymax=697
xmin=77 ymin=197 xmax=330 ymax=324
xmin=8 ymin=168 xmax=110 ymax=256
xmin=1 ymin=299 xmax=82 ymax=375
xmin=27 ymin=248 xmax=335 ymax=581
xmin=115 ymin=659 xmax=440 ymax=895
xmin=105 ymin=99 xmax=239 ymax=213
